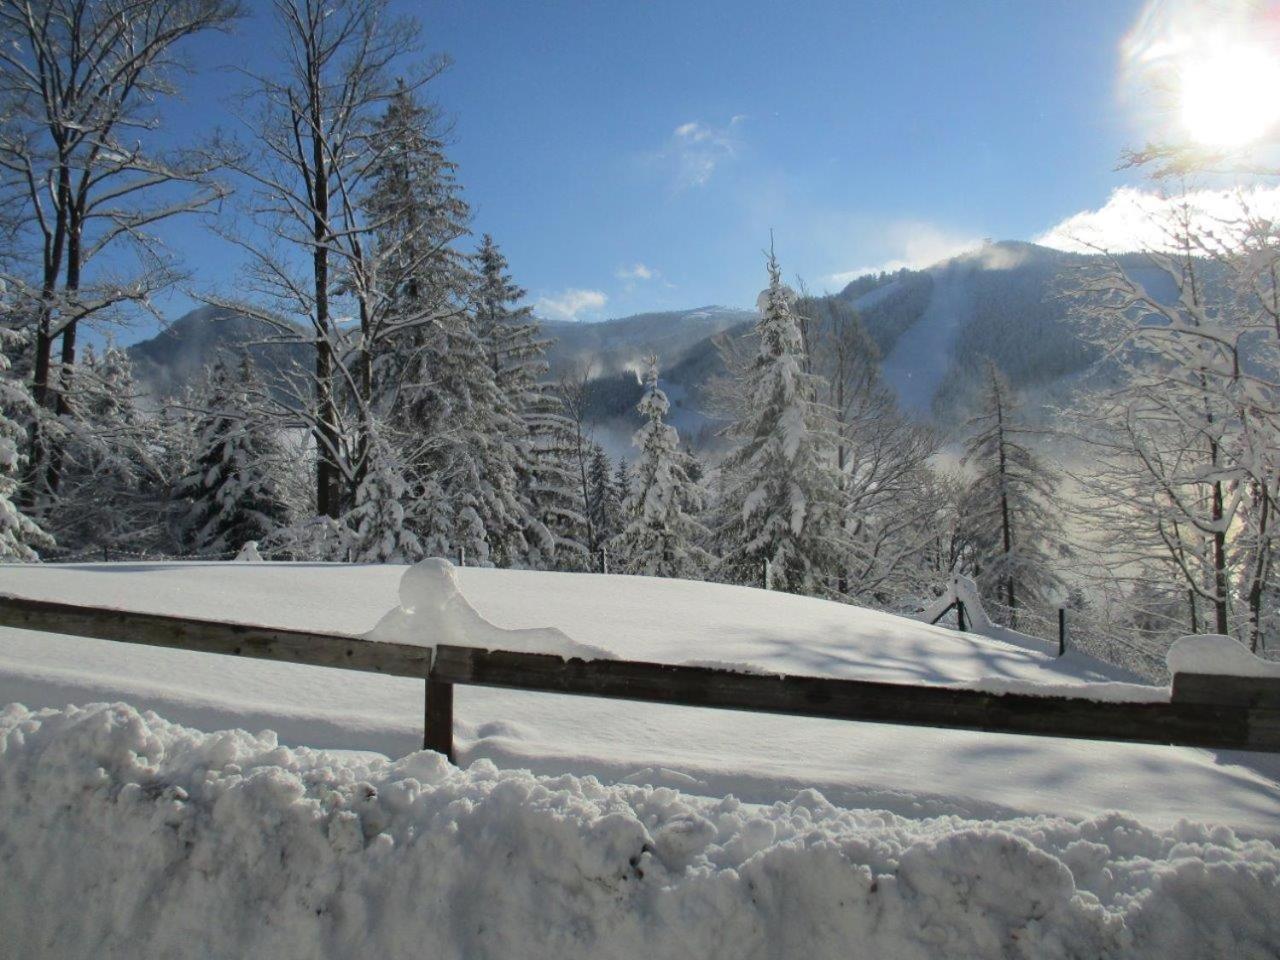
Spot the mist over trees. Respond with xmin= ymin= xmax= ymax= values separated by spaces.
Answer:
xmin=2 ymin=0 xmax=1279 ymax=678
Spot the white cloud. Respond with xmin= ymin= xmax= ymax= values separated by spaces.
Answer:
xmin=616 ymin=263 xmax=657 ymax=282
xmin=666 ymin=116 xmax=745 ymax=188
xmin=826 ymin=222 xmax=984 ymax=287
xmin=535 ymin=288 xmax=608 ymax=323
xmin=1036 ymin=185 xmax=1280 ymax=254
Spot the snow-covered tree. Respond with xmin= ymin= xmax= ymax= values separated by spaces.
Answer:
xmin=714 ymin=250 xmax=847 ymax=594
xmin=0 ymin=0 xmax=237 ymax=500
xmin=587 ymin=444 xmax=624 ymax=551
xmin=179 ymin=357 xmax=291 ymax=556
xmin=0 ymin=328 xmax=51 ymax=559
xmin=613 ymin=456 xmax=631 ymax=510
xmin=1066 ymin=196 xmax=1279 ymax=650
xmin=342 ymin=431 xmax=423 ymax=563
xmin=613 ymin=358 xmax=710 ymax=579
xmin=51 ymin=344 xmax=164 ymax=554
xmin=796 ymin=294 xmax=938 ymax=603
xmin=959 ymin=362 xmax=1060 ymax=624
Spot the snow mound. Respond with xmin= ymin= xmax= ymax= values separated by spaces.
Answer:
xmin=234 ymin=541 xmax=263 ymax=562
xmin=3 ymin=701 xmax=1278 ymax=959
xmin=1167 ymin=634 xmax=1280 ymax=678
xmin=366 ymin=558 xmax=612 ymax=660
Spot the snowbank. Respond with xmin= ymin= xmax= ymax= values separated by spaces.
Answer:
xmin=2 ymin=702 xmax=1278 ymax=960
xmin=366 ymin=558 xmax=611 ymax=660
xmin=1167 ymin=634 xmax=1280 ymax=679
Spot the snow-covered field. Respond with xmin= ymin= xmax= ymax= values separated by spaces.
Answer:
xmin=4 ymin=700 xmax=1278 ymax=959
xmin=1 ymin=562 xmax=1278 ymax=829
xmin=3 ymin=561 xmax=1280 ymax=958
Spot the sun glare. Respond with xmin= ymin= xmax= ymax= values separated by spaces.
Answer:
xmin=1179 ymin=44 xmax=1280 ymax=148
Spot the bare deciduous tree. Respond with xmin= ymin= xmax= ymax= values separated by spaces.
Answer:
xmin=0 ymin=0 xmax=240 ymax=498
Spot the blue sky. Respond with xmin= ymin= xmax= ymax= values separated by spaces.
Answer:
xmin=144 ymin=0 xmax=1152 ymax=331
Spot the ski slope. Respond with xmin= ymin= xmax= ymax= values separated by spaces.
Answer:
xmin=1 ymin=561 xmax=1278 ymax=832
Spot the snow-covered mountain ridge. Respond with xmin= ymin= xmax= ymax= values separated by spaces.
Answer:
xmin=124 ymin=241 xmax=1160 ymax=429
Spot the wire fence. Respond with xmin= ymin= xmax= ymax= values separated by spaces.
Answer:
xmin=982 ymin=599 xmax=1170 ymax=683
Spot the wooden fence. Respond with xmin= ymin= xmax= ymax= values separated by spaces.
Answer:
xmin=2 ymin=593 xmax=1278 ymax=764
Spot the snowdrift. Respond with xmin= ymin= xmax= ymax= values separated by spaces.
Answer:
xmin=3 ymin=701 xmax=1278 ymax=960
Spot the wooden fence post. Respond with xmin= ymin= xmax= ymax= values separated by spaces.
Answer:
xmin=423 ymin=672 xmax=455 ymax=763
xmin=1058 ymin=608 xmax=1067 ymax=657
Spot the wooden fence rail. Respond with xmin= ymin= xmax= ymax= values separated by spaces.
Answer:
xmin=2 ymin=593 xmax=1278 ymax=765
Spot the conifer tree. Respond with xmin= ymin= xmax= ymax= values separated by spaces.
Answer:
xmin=0 ymin=328 xmax=52 ymax=559
xmin=613 ymin=457 xmax=632 ymax=509
xmin=365 ymin=95 xmax=532 ymax=566
xmin=587 ymin=444 xmax=624 ymax=549
xmin=614 ymin=357 xmax=711 ymax=579
xmin=343 ymin=431 xmax=424 ymax=563
xmin=180 ymin=357 xmax=291 ymax=557
xmin=959 ymin=361 xmax=1060 ymax=624
xmin=474 ymin=234 xmax=582 ymax=568
xmin=715 ymin=250 xmax=846 ymax=594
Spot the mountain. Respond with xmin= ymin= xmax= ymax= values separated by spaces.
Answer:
xmin=128 ymin=305 xmax=308 ymax=398
xmin=126 ymin=242 xmax=1134 ymax=447
xmin=540 ymin=305 xmax=754 ymax=376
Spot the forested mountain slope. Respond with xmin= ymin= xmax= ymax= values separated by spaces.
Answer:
xmin=127 ymin=242 xmax=1177 ymax=435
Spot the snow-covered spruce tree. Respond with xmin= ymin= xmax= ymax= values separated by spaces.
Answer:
xmin=342 ymin=431 xmax=424 ymax=563
xmin=0 ymin=328 xmax=52 ymax=559
xmin=613 ymin=357 xmax=711 ymax=579
xmin=474 ymin=233 xmax=583 ymax=567
xmin=51 ymin=344 xmax=166 ymax=554
xmin=614 ymin=452 xmax=632 ymax=497
xmin=714 ymin=251 xmax=847 ymax=594
xmin=587 ymin=444 xmax=624 ymax=551
xmin=179 ymin=357 xmax=291 ymax=557
xmin=362 ymin=93 xmax=533 ymax=568
xmin=396 ymin=304 xmax=531 ymax=567
xmin=959 ymin=361 xmax=1060 ymax=625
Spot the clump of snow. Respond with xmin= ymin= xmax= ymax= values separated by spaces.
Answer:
xmin=366 ymin=558 xmax=612 ymax=660
xmin=1167 ymin=634 xmax=1280 ymax=679
xmin=3 ymin=701 xmax=1278 ymax=959
xmin=234 ymin=541 xmax=263 ymax=562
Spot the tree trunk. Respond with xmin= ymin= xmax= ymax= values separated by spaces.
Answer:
xmin=47 ymin=211 xmax=83 ymax=497
xmin=1246 ymin=484 xmax=1272 ymax=653
xmin=310 ymin=53 xmax=340 ymax=520
xmin=24 ymin=161 xmax=72 ymax=507
xmin=1211 ymin=472 xmax=1229 ymax=635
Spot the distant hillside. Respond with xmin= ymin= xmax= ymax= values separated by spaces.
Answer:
xmin=127 ymin=243 xmax=1153 ymax=447
xmin=128 ymin=305 xmax=308 ymax=398
xmin=540 ymin=305 xmax=754 ymax=377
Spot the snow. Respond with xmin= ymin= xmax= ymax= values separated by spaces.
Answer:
xmin=366 ymin=557 xmax=611 ymax=660
xmin=3 ymin=700 xmax=1279 ymax=960
xmin=1167 ymin=634 xmax=1280 ymax=679
xmin=1 ymin=562 xmax=1279 ymax=832
xmin=879 ymin=262 xmax=971 ymax=415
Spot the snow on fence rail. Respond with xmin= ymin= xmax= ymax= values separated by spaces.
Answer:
xmin=1 ymin=592 xmax=1278 ymax=761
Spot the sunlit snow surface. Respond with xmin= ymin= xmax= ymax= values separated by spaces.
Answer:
xmin=1 ymin=562 xmax=1278 ymax=830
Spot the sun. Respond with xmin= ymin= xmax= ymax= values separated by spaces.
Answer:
xmin=1179 ymin=43 xmax=1280 ymax=148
